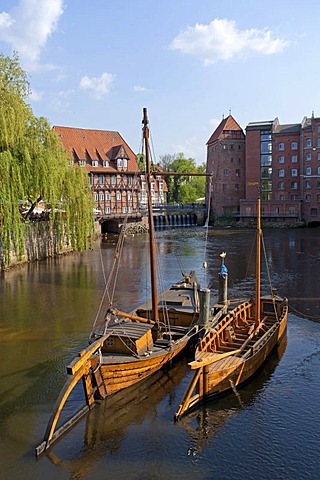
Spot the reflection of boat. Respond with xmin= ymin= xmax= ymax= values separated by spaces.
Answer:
xmin=45 ymin=360 xmax=189 ymax=477
xmin=180 ymin=334 xmax=287 ymax=455
xmin=36 ymin=109 xmax=201 ymax=456
xmin=175 ymin=198 xmax=288 ymax=419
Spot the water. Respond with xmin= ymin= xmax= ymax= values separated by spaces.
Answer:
xmin=1 ymin=227 xmax=320 ymax=480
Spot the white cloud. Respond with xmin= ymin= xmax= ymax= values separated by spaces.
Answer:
xmin=169 ymin=18 xmax=290 ymax=65
xmin=133 ymin=85 xmax=149 ymax=92
xmin=79 ymin=72 xmax=116 ymax=99
xmin=0 ymin=0 xmax=64 ymax=70
xmin=171 ymin=136 xmax=206 ymax=164
xmin=49 ymin=89 xmax=75 ymax=111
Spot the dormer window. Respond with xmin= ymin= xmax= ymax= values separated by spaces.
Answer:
xmin=79 ymin=160 xmax=86 ymax=167
xmin=103 ymin=160 xmax=109 ymax=167
xmin=92 ymin=160 xmax=98 ymax=167
xmin=117 ymin=158 xmax=128 ymax=169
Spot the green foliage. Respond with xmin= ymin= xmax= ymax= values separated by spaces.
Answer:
xmin=0 ymin=53 xmax=94 ymax=266
xmin=159 ymin=153 xmax=206 ymax=203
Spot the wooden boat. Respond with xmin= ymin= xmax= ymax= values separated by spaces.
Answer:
xmin=36 ymin=108 xmax=201 ymax=456
xmin=175 ymin=198 xmax=288 ymax=419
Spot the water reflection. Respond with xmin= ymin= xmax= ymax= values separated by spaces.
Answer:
xmin=1 ymin=227 xmax=320 ymax=480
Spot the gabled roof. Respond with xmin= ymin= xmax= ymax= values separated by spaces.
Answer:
xmin=53 ymin=126 xmax=139 ymax=172
xmin=207 ymin=115 xmax=244 ymax=144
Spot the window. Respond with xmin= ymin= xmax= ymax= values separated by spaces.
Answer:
xmin=151 ymin=182 xmax=155 ymax=190
xmin=291 ymin=182 xmax=298 ymax=189
xmin=116 ymin=193 xmax=121 ymax=201
xmin=104 ymin=206 xmax=110 ymax=214
xmin=317 ymin=194 xmax=320 ymax=203
xmin=92 ymin=160 xmax=98 ymax=167
xmin=306 ymin=139 xmax=312 ymax=148
xmin=261 ymin=155 xmax=272 ymax=166
xmin=278 ymin=169 xmax=285 ymax=177
xmin=278 ymin=181 xmax=284 ymax=190
xmin=223 ymin=169 xmax=228 ymax=177
xmin=105 ymin=193 xmax=110 ymax=200
xmin=127 ymin=192 xmax=131 ymax=200
xmin=261 ymin=133 xmax=271 ymax=141
xmin=318 ymin=180 xmax=320 ymax=189
xmin=142 ymin=181 xmax=146 ymax=191
xmin=261 ymin=142 xmax=272 ymax=153
xmin=311 ymin=208 xmax=318 ymax=216
xmin=98 ymin=175 xmax=104 ymax=185
xmin=261 ymin=167 xmax=272 ymax=179
xmin=235 ymin=184 xmax=239 ymax=191
xmin=318 ymin=126 xmax=320 ymax=133
xmin=306 ymin=180 xmax=311 ymax=189
xmin=79 ymin=160 xmax=86 ymax=167
xmin=102 ymin=160 xmax=109 ymax=167
xmin=222 ymin=184 xmax=227 ymax=191
xmin=106 ymin=338 xmax=114 ymax=346
xmin=291 ymin=155 xmax=297 ymax=163
xmin=128 ymin=175 xmax=133 ymax=185
xmin=122 ymin=206 xmax=127 ymax=213
xmin=235 ymin=169 xmax=240 ymax=177
xmin=117 ymin=159 xmax=123 ymax=168
xmin=318 ymin=152 xmax=320 ymax=160
xmin=99 ymin=193 xmax=104 ymax=201
xmin=291 ymin=169 xmax=298 ymax=177
xmin=306 ymin=152 xmax=312 ymax=161
xmin=278 ymin=143 xmax=285 ymax=151
xmin=94 ymin=193 xmax=98 ymax=201
xmin=291 ymin=195 xmax=298 ymax=200
xmin=278 ymin=156 xmax=285 ymax=163
xmin=279 ymin=195 xmax=285 ymax=200
xmin=159 ymin=182 xmax=163 ymax=190
xmin=318 ymin=139 xmax=320 ymax=148
xmin=111 ymin=175 xmax=116 ymax=185
xmin=306 ymin=167 xmax=312 ymax=175
xmin=288 ymin=207 xmax=296 ymax=216
xmin=291 ymin=142 xmax=298 ymax=150
xmin=123 ymin=159 xmax=128 ymax=168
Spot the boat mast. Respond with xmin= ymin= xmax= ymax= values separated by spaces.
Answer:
xmin=255 ymin=197 xmax=261 ymax=326
xmin=142 ymin=108 xmax=159 ymax=323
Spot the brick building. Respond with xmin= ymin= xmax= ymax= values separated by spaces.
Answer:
xmin=53 ymin=126 xmax=166 ymax=222
xmin=206 ymin=115 xmax=246 ymax=218
xmin=206 ymin=113 xmax=320 ymax=226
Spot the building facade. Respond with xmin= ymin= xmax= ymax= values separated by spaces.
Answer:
xmin=54 ymin=126 xmax=166 ymax=221
xmin=206 ymin=113 xmax=320 ymax=225
xmin=206 ymin=115 xmax=246 ymax=218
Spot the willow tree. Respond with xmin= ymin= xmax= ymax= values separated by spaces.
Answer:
xmin=0 ymin=53 xmax=94 ymax=266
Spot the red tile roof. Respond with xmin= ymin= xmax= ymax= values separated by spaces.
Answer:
xmin=207 ymin=115 xmax=244 ymax=144
xmin=53 ymin=126 xmax=140 ymax=173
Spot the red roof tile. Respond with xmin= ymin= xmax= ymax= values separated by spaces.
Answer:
xmin=207 ymin=115 xmax=244 ymax=144
xmin=53 ymin=126 xmax=139 ymax=172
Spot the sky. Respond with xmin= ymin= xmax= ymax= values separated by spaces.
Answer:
xmin=1 ymin=0 xmax=320 ymax=165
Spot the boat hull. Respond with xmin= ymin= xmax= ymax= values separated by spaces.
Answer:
xmin=205 ymin=313 xmax=287 ymax=398
xmin=96 ymin=337 xmax=189 ymax=395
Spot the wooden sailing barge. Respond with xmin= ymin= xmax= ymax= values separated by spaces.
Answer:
xmin=175 ymin=198 xmax=288 ymax=419
xmin=36 ymin=108 xmax=201 ymax=456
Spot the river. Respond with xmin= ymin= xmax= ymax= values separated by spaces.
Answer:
xmin=0 ymin=227 xmax=320 ymax=480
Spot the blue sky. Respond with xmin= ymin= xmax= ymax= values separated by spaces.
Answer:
xmin=1 ymin=0 xmax=319 ymax=164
